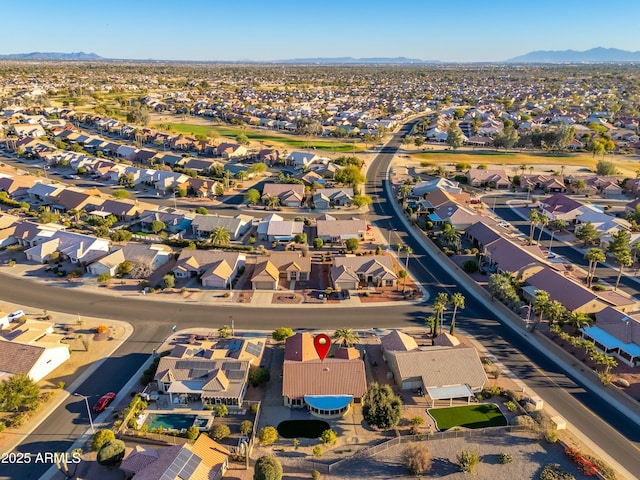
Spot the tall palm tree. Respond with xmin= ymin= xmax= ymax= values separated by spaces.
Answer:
xmin=449 ymin=292 xmax=465 ymax=335
xmin=564 ymin=311 xmax=592 ymax=333
xmin=546 ymin=300 xmax=565 ymax=326
xmin=433 ymin=292 xmax=449 ymax=337
xmin=266 ymin=196 xmax=281 ymax=210
xmin=584 ymin=248 xmax=605 ymax=287
xmin=403 ymin=246 xmax=413 ymax=292
xmin=532 ymin=289 xmax=550 ymax=328
xmin=536 ymin=213 xmax=549 ymax=244
xmin=210 ymin=226 xmax=231 ymax=246
xmin=528 ymin=209 xmax=540 ymax=245
xmin=333 ymin=328 xmax=360 ymax=347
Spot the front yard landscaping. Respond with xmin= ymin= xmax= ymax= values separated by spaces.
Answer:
xmin=428 ymin=404 xmax=507 ymax=431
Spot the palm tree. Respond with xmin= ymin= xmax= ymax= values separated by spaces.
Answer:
xmin=333 ymin=328 xmax=360 ymax=347
xmin=433 ymin=292 xmax=449 ymax=337
xmin=536 ymin=213 xmax=549 ymax=244
xmin=532 ymin=289 xmax=550 ymax=329
xmin=398 ymin=184 xmax=412 ymax=202
xmin=584 ymin=248 xmax=605 ymax=287
xmin=449 ymin=292 xmax=465 ymax=335
xmin=210 ymin=226 xmax=231 ymax=246
xmin=546 ymin=300 xmax=565 ymax=326
xmin=565 ymin=311 xmax=592 ymax=333
xmin=441 ymin=226 xmax=462 ymax=253
xmin=520 ymin=164 xmax=527 ymax=176
xmin=403 ymin=246 xmax=413 ymax=292
xmin=528 ymin=209 xmax=540 ymax=245
xmin=266 ymin=196 xmax=281 ymax=210
xmin=425 ymin=315 xmax=437 ymax=336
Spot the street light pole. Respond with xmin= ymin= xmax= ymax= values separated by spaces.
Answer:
xmin=387 ymin=228 xmax=396 ymax=251
xmin=73 ymin=393 xmax=95 ymax=433
xmin=548 ymin=229 xmax=555 ymax=255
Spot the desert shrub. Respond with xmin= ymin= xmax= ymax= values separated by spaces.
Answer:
xmin=97 ymin=439 xmax=125 ymax=466
xmin=250 ymin=403 xmax=260 ymax=415
xmin=91 ymin=429 xmax=115 ymax=452
xmin=254 ymin=455 xmax=283 ymax=480
xmin=215 ymin=404 xmax=228 ymax=418
xmin=498 ymin=452 xmax=512 ymax=464
xmin=210 ymin=424 xmax=231 ymax=440
xmin=185 ymin=426 xmax=200 ymax=441
xmin=456 ymin=448 xmax=480 ymax=473
xmin=312 ymin=445 xmax=323 ymax=457
xmin=463 ymin=260 xmax=479 ymax=273
xmin=249 ymin=366 xmax=271 ymax=387
xmin=96 ymin=325 xmax=109 ymax=334
xmin=312 ymin=470 xmax=321 ymax=480
xmin=505 ymin=401 xmax=517 ymax=412
xmin=403 ymin=443 xmax=432 ymax=475
xmin=512 ymin=415 xmax=536 ymax=429
xmin=320 ymin=429 xmax=337 ymax=445
xmin=540 ymin=464 xmax=576 ymax=480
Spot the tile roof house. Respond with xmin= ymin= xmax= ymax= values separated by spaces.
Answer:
xmin=282 ymin=333 xmax=366 ymax=418
xmin=261 ymin=183 xmax=305 ymax=208
xmin=581 ymin=307 xmax=640 ymax=367
xmin=523 ymin=267 xmax=605 ymax=314
xmin=172 ymin=250 xmax=245 ymax=289
xmin=251 ymin=252 xmax=312 ymax=290
xmin=539 ymin=194 xmax=584 ymax=221
xmin=120 ymin=433 xmax=230 ymax=480
xmin=467 ymin=168 xmax=511 ymax=189
xmin=316 ymin=218 xmax=367 ymax=243
xmin=190 ymin=214 xmax=252 ymax=240
xmin=48 ymin=187 xmax=105 ymax=213
xmin=136 ymin=210 xmax=194 ymax=234
xmin=411 ymin=178 xmax=463 ymax=197
xmin=21 ymin=228 xmax=110 ymax=266
xmin=87 ymin=243 xmax=172 ymax=277
xmin=286 ymin=151 xmax=321 ymax=169
xmin=331 ymin=255 xmax=397 ymax=289
xmin=94 ymin=199 xmax=142 ymax=221
xmin=260 ymin=216 xmax=304 ymax=242
xmin=312 ymin=187 xmax=354 ymax=209
xmin=381 ymin=331 xmax=487 ymax=403
xmin=0 ymin=321 xmax=70 ymax=382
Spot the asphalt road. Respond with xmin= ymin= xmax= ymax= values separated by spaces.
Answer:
xmin=2 ymin=126 xmax=640 ymax=478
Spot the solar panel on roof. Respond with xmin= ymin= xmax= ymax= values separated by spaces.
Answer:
xmin=181 ymin=454 xmax=202 ymax=478
xmin=227 ymin=370 xmax=245 ymax=379
xmin=246 ymin=342 xmax=262 ymax=357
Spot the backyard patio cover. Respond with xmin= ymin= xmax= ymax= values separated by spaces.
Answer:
xmin=167 ymin=381 xmax=203 ymax=394
xmin=426 ymin=384 xmax=474 ymax=401
xmin=582 ymin=326 xmax=640 ymax=358
xmin=304 ymin=395 xmax=353 ymax=410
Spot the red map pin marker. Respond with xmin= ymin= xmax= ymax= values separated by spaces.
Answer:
xmin=314 ymin=334 xmax=331 ymax=361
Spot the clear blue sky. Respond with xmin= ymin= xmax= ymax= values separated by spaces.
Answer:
xmin=4 ymin=0 xmax=640 ymax=62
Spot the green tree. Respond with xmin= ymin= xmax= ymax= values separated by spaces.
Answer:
xmin=210 ymin=226 xmax=231 ymax=246
xmin=245 ymin=188 xmax=261 ymax=205
xmin=249 ymin=366 xmax=270 ymax=387
xmin=0 ymin=374 xmax=40 ymax=413
xmin=195 ymin=206 xmax=209 ymax=215
xmin=91 ymin=429 xmax=115 ymax=452
xmin=584 ymin=248 xmax=606 ymax=287
xmin=258 ymin=426 xmax=279 ymax=446
xmin=572 ymin=179 xmax=587 ymax=194
xmin=112 ymin=189 xmax=130 ymax=199
xmin=446 ymin=122 xmax=464 ymax=149
xmin=254 ymin=455 xmax=282 ymax=480
xmin=532 ymin=289 xmax=551 ymax=327
xmin=117 ymin=261 xmax=134 ymax=277
xmin=537 ymin=213 xmax=549 ymax=244
xmin=97 ymin=440 xmax=126 ymax=466
xmin=236 ymin=133 xmax=250 ymax=145
xmin=607 ymin=229 xmax=632 ymax=290
xmin=333 ymin=328 xmax=360 ymax=347
xmin=162 ymin=274 xmax=175 ymax=289
xmin=272 ymin=327 xmax=294 ymax=342
xmin=334 ymin=165 xmax=366 ymax=187
xmin=433 ymin=292 xmax=449 ymax=336
xmin=293 ymin=233 xmax=307 ymax=244
xmin=313 ymin=237 xmax=324 ymax=250
xmin=449 ymin=292 xmax=465 ymax=335
xmin=149 ymin=220 xmax=166 ymax=234
xmin=362 ymin=382 xmax=402 ymax=430
xmin=248 ymin=162 xmax=268 ymax=175
xmin=528 ymin=209 xmax=540 ymax=245
xmin=320 ymin=429 xmax=337 ymax=445
xmin=345 ymin=237 xmax=359 ymax=252
xmin=266 ymin=196 xmax=281 ymax=210
xmin=352 ymin=194 xmax=373 ymax=207
xmin=118 ymin=173 xmax=135 ymax=188
xmin=215 ymin=404 xmax=228 ymax=417
xmin=210 ymin=424 xmax=231 ymax=440
xmin=575 ymin=221 xmax=599 ymax=247
xmin=38 ymin=206 xmax=61 ymax=224
xmin=239 ymin=420 xmax=253 ymax=435
xmin=186 ymin=426 xmax=200 ymax=441
xmin=98 ymin=272 xmax=111 ymax=285
xmin=565 ymin=311 xmax=592 ymax=333
xmin=218 ymin=324 xmax=231 ymax=338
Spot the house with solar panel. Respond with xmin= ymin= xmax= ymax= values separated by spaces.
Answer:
xmin=282 ymin=332 xmax=367 ymax=418
xmin=152 ymin=336 xmax=265 ymax=408
xmin=120 ymin=433 xmax=230 ymax=480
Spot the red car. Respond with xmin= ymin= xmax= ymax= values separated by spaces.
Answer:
xmin=93 ymin=392 xmax=115 ymax=412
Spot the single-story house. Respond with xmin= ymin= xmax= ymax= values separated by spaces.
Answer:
xmin=316 ymin=217 xmax=367 ymax=243
xmin=173 ymin=250 xmax=245 ymax=289
xmin=251 ymin=252 xmax=312 ymax=290
xmin=331 ymin=255 xmax=397 ymax=289
xmin=581 ymin=307 xmax=640 ymax=367
xmin=282 ymin=333 xmax=367 ymax=418
xmin=261 ymin=183 xmax=305 ymax=208
xmin=191 ymin=214 xmax=252 ymax=241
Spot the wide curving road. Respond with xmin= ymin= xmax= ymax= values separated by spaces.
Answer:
xmin=2 ymin=123 xmax=640 ymax=479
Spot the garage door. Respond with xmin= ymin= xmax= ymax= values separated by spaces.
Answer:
xmin=254 ymin=281 xmax=275 ymax=290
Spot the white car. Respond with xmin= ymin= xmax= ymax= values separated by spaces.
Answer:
xmin=498 ymin=221 xmax=510 ymax=228
xmin=8 ymin=310 xmax=25 ymax=321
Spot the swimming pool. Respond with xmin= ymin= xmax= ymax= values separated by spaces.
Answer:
xmin=145 ymin=413 xmax=197 ymax=431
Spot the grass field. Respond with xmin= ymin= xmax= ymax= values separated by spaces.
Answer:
xmin=411 ymin=149 xmax=640 ymax=176
xmin=153 ymin=122 xmax=364 ymax=153
xmin=428 ymin=404 xmax=507 ymax=431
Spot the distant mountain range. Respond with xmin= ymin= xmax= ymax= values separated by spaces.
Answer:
xmin=506 ymin=47 xmax=640 ymax=63
xmin=272 ymin=56 xmax=439 ymax=64
xmin=0 ymin=52 xmax=103 ymax=60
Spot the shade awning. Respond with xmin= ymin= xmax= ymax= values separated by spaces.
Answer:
xmin=304 ymin=395 xmax=352 ymax=410
xmin=426 ymin=384 xmax=474 ymax=400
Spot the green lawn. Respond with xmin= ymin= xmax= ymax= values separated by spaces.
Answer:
xmin=153 ymin=122 xmax=363 ymax=152
xmin=428 ymin=404 xmax=507 ymax=431
xmin=277 ymin=420 xmax=330 ymax=439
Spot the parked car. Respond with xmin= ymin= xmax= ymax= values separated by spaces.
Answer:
xmin=8 ymin=310 xmax=25 ymax=321
xmin=93 ymin=392 xmax=116 ymax=412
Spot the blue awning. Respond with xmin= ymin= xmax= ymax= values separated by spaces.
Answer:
xmin=582 ymin=326 xmax=640 ymax=357
xmin=304 ymin=395 xmax=352 ymax=410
